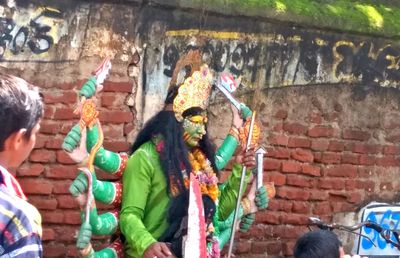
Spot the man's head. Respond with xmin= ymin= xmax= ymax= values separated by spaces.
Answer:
xmin=0 ymin=74 xmax=43 ymax=168
xmin=294 ymin=230 xmax=344 ymax=258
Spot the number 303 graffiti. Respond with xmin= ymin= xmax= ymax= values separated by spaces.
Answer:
xmin=0 ymin=8 xmax=61 ymax=59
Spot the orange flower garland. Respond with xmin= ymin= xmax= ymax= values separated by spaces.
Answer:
xmin=188 ymin=148 xmax=219 ymax=202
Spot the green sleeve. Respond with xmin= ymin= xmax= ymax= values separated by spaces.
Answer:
xmin=217 ymin=163 xmax=251 ymax=220
xmin=215 ymin=134 xmax=239 ymax=171
xmin=120 ymin=149 xmax=156 ymax=257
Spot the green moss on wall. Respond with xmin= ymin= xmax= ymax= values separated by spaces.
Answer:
xmin=181 ymin=0 xmax=400 ymax=38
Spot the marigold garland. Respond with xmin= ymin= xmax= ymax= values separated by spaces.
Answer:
xmin=188 ymin=148 xmax=219 ymax=202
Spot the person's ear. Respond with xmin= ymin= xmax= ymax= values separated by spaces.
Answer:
xmin=3 ymin=129 xmax=27 ymax=151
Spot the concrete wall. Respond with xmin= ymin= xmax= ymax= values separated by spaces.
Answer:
xmin=1 ymin=0 xmax=400 ymax=257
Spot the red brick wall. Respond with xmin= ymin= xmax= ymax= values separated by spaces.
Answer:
xmin=211 ymin=84 xmax=400 ymax=257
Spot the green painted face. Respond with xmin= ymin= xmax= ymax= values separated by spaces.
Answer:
xmin=183 ymin=114 xmax=207 ymax=148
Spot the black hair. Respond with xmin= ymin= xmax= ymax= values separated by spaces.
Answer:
xmin=294 ymin=230 xmax=342 ymax=258
xmin=0 ymin=74 xmax=43 ymax=151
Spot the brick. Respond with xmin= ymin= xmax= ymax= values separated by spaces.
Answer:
xmin=53 ymin=226 xmax=77 ymax=242
xmin=42 ymin=91 xmax=77 ymax=104
xmin=277 ymin=186 xmax=310 ymax=201
xmin=283 ymin=122 xmax=307 ymax=135
xmin=42 ymin=211 xmax=64 ymax=224
xmin=318 ymin=178 xmax=345 ymax=190
xmin=321 ymin=152 xmax=341 ymax=164
xmin=45 ymin=138 xmax=63 ymax=149
xmin=376 ymin=156 xmax=400 ymax=167
xmin=52 ymin=180 xmax=73 ymax=194
xmin=43 ymin=106 xmax=54 ymax=119
xmin=39 ymin=121 xmax=61 ymax=134
xmin=102 ymin=124 xmax=125 ymax=140
xmin=264 ymin=241 xmax=283 ymax=254
xmin=42 ymin=227 xmax=55 ymax=241
xmin=265 ymin=172 xmax=286 ymax=186
xmin=268 ymin=134 xmax=288 ymax=146
xmin=273 ymin=122 xmax=283 ymax=132
xmin=99 ymin=110 xmax=133 ymax=123
xmin=324 ymin=164 xmax=357 ymax=177
xmin=43 ymin=244 xmax=66 ymax=257
xmin=56 ymin=150 xmax=78 ymax=165
xmin=328 ymin=191 xmax=347 ymax=201
xmin=274 ymin=110 xmax=287 ymax=119
xmin=19 ymin=178 xmax=53 ymax=194
xmin=324 ymin=112 xmax=339 ymax=122
xmin=267 ymin=148 xmax=290 ymax=159
xmin=309 ymin=189 xmax=329 ymax=201
xmin=345 ymin=180 xmax=375 ymax=191
xmin=283 ymin=240 xmax=296 ymax=256
xmin=103 ymin=141 xmax=131 ymax=152
xmin=281 ymin=161 xmax=301 ymax=173
xmin=251 ymin=241 xmax=270 ymax=254
xmin=292 ymin=202 xmax=311 ymax=214
xmin=328 ymin=140 xmax=345 ymax=152
xmin=341 ymin=153 xmax=359 ymax=164
xmin=331 ymin=202 xmax=354 ymax=213
xmin=263 ymin=158 xmax=281 ymax=171
xmin=277 ymin=200 xmax=293 ymax=212
xmin=17 ymin=163 xmax=45 ymax=176
xmin=286 ymin=175 xmax=311 ymax=188
xmin=235 ymin=240 xmax=251 ymax=254
xmin=307 ymin=126 xmax=335 ymax=138
xmin=291 ymin=149 xmax=313 ymax=162
xmin=359 ymin=155 xmax=376 ymax=165
xmin=380 ymin=182 xmax=393 ymax=191
xmin=342 ymin=129 xmax=371 ymax=141
xmin=29 ymin=196 xmax=58 ymax=210
xmin=309 ymin=112 xmax=322 ymax=124
xmin=347 ymin=191 xmax=363 ymax=204
xmin=64 ymin=210 xmax=82 ymax=225
xmin=29 ymin=149 xmax=56 ymax=163
xmin=301 ymin=164 xmax=321 ymax=177
xmin=288 ymin=137 xmax=311 ymax=148
xmin=352 ymin=143 xmax=382 ymax=154
xmin=53 ymin=107 xmax=78 ymax=120
xmin=311 ymin=140 xmax=329 ymax=151
xmin=56 ymin=195 xmax=79 ymax=209
xmin=60 ymin=122 xmax=75 ymax=135
xmin=103 ymin=81 xmax=133 ymax=92
xmin=313 ymin=202 xmax=332 ymax=215
xmin=45 ymin=165 xmax=79 ymax=179
xmin=280 ymin=213 xmax=309 ymax=225
xmin=124 ymin=123 xmax=135 ymax=136
xmin=34 ymin=134 xmax=46 ymax=149
xmin=385 ymin=133 xmax=400 ymax=143
xmin=383 ymin=145 xmax=400 ymax=155
xmin=256 ymin=210 xmax=280 ymax=224
xmin=101 ymin=94 xmax=119 ymax=107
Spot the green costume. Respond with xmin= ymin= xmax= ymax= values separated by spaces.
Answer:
xmin=120 ymin=140 xmax=250 ymax=257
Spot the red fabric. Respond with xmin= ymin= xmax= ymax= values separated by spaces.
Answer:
xmin=0 ymin=165 xmax=27 ymax=200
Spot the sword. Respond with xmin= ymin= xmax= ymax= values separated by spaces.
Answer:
xmin=255 ymin=147 xmax=266 ymax=190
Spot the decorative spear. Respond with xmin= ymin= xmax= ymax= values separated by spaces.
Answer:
xmin=227 ymin=111 xmax=257 ymax=258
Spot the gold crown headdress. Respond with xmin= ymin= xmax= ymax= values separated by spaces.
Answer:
xmin=173 ymin=64 xmax=213 ymax=122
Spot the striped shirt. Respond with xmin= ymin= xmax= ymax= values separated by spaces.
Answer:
xmin=0 ymin=166 xmax=42 ymax=257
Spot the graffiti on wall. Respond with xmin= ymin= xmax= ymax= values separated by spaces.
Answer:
xmin=355 ymin=204 xmax=400 ymax=255
xmin=162 ymin=29 xmax=400 ymax=88
xmin=0 ymin=6 xmax=65 ymax=61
